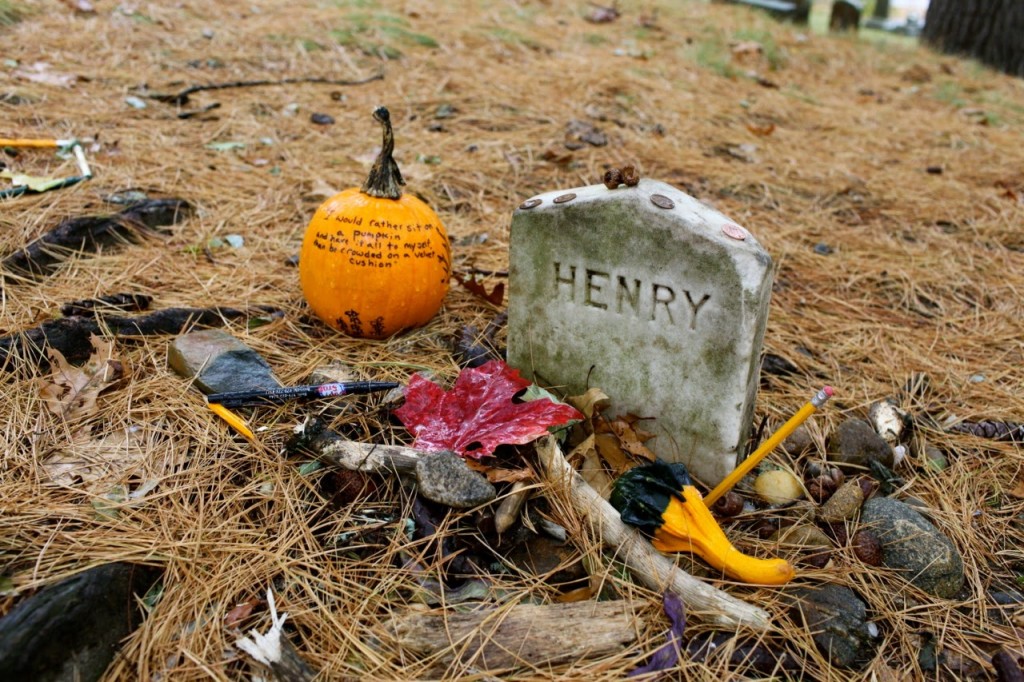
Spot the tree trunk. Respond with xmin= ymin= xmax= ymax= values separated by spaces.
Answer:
xmin=923 ymin=0 xmax=1024 ymax=77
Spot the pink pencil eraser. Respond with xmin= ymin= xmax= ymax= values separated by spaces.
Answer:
xmin=823 ymin=386 xmax=835 ymax=397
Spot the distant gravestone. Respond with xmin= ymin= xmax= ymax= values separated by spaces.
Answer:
xmin=508 ymin=179 xmax=773 ymax=485
xmin=829 ymin=0 xmax=862 ymax=31
xmin=714 ymin=0 xmax=811 ymax=24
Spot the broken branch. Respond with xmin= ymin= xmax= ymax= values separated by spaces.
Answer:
xmin=535 ymin=436 xmax=771 ymax=632
xmin=152 ymin=74 xmax=385 ymax=107
xmin=389 ymin=599 xmax=642 ymax=671
xmin=0 ymin=306 xmax=279 ymax=370
xmin=288 ymin=418 xmax=420 ymax=475
xmin=2 ymin=199 xmax=191 ymax=280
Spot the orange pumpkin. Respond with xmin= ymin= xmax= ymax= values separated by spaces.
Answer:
xmin=299 ymin=106 xmax=451 ymax=339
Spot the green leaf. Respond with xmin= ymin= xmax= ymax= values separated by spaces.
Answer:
xmin=298 ymin=460 xmax=323 ymax=476
xmin=205 ymin=141 xmax=246 ymax=152
xmin=92 ymin=485 xmax=127 ymax=520
xmin=0 ymin=169 xmax=66 ymax=192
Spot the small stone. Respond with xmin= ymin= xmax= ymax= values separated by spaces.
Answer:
xmin=103 ymin=189 xmax=149 ymax=205
xmin=924 ymin=446 xmax=948 ymax=472
xmin=892 ymin=445 xmax=907 ymax=467
xmin=823 ymin=521 xmax=849 ymax=546
xmin=857 ymin=477 xmax=878 ymax=498
xmin=310 ymin=112 xmax=335 ymax=125
xmin=860 ymin=497 xmax=964 ymax=598
xmin=868 ymin=398 xmax=911 ymax=444
xmin=783 ymin=425 xmax=815 ymax=456
xmin=829 ymin=418 xmax=894 ymax=472
xmin=790 ymin=584 xmax=876 ymax=668
xmin=754 ymin=469 xmax=804 ymax=505
xmin=816 ymin=479 xmax=865 ymax=522
xmin=771 ymin=524 xmax=833 ymax=567
xmin=414 ymin=451 xmax=496 ymax=509
xmin=168 ymin=329 xmax=280 ymax=394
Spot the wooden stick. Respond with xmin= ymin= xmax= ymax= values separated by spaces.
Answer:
xmin=0 ymin=306 xmax=279 ymax=370
xmin=288 ymin=418 xmax=421 ymax=475
xmin=535 ymin=436 xmax=771 ymax=632
xmin=390 ymin=600 xmax=642 ymax=671
xmin=2 ymin=199 xmax=191 ymax=279
xmin=153 ymin=73 xmax=384 ymax=106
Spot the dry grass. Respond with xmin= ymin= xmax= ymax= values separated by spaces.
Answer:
xmin=2 ymin=0 xmax=1023 ymax=679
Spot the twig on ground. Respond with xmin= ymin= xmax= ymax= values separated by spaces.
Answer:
xmin=2 ymin=199 xmax=191 ymax=280
xmin=60 ymin=293 xmax=153 ymax=317
xmin=0 ymin=306 xmax=280 ymax=370
xmin=535 ymin=435 xmax=771 ymax=632
xmin=389 ymin=600 xmax=643 ymax=670
xmin=151 ymin=74 xmax=385 ymax=107
xmin=289 ymin=417 xmax=421 ymax=475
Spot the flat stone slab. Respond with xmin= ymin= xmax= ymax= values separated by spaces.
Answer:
xmin=168 ymin=328 xmax=280 ymax=394
xmin=508 ymin=179 xmax=773 ymax=484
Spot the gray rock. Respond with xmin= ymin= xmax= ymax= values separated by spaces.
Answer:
xmin=860 ymin=497 xmax=964 ymax=598
xmin=829 ymin=418 xmax=894 ymax=472
xmin=924 ymin=446 xmax=948 ymax=472
xmin=789 ymin=584 xmax=875 ymax=668
xmin=0 ymin=563 xmax=160 ymax=681
xmin=168 ymin=329 xmax=280 ymax=394
xmin=782 ymin=424 xmax=815 ymax=456
xmin=415 ymin=451 xmax=496 ymax=508
xmin=508 ymin=179 xmax=773 ymax=485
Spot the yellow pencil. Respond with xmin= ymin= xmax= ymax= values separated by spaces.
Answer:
xmin=207 ymin=402 xmax=256 ymax=441
xmin=0 ymin=138 xmax=64 ymax=148
xmin=703 ymin=386 xmax=834 ymax=508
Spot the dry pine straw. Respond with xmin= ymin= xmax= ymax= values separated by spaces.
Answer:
xmin=1 ymin=0 xmax=1023 ymax=679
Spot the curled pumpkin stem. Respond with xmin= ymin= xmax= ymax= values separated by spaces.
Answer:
xmin=361 ymin=105 xmax=406 ymax=200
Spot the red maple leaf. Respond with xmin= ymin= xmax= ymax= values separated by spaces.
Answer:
xmin=394 ymin=360 xmax=582 ymax=459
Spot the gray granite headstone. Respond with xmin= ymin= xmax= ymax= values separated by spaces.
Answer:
xmin=507 ymin=179 xmax=773 ymax=485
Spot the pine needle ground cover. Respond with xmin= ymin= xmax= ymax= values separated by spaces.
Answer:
xmin=2 ymin=1 xmax=1022 ymax=679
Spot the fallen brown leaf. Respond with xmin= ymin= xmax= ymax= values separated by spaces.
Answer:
xmin=567 ymin=387 xmax=611 ymax=419
xmin=569 ymin=434 xmax=613 ymax=499
xmin=41 ymin=423 xmax=174 ymax=488
xmin=1008 ymin=478 xmax=1024 ymax=499
xmin=746 ymin=122 xmax=776 ymax=137
xmin=453 ymin=272 xmax=505 ymax=306
xmin=225 ymin=597 xmax=262 ymax=629
xmin=39 ymin=336 xmax=124 ymax=421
